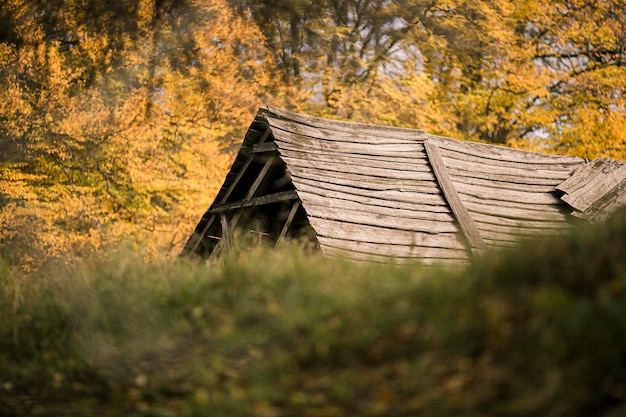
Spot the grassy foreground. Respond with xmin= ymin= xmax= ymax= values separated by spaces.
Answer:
xmin=1 ymin=215 xmax=626 ymax=417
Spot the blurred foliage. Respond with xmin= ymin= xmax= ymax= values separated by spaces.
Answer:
xmin=1 ymin=211 xmax=625 ymax=416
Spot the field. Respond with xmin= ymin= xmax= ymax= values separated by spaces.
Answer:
xmin=1 ymin=212 xmax=626 ymax=417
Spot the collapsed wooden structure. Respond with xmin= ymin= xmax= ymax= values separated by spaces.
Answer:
xmin=181 ymin=107 xmax=626 ymax=266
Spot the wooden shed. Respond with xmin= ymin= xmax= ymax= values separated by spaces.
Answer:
xmin=181 ymin=107 xmax=626 ymax=266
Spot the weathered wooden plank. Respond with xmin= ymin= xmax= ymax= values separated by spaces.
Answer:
xmin=317 ymin=237 xmax=468 ymax=259
xmin=447 ymin=167 xmax=565 ymax=186
xmin=451 ymin=175 xmax=560 ymax=193
xmin=276 ymin=140 xmax=429 ymax=165
xmin=275 ymin=200 xmax=301 ymax=248
xmin=281 ymin=156 xmax=436 ymax=181
xmin=267 ymin=116 xmax=426 ymax=145
xmin=433 ymin=137 xmax=584 ymax=165
xmin=273 ymin=130 xmax=425 ymax=157
xmin=474 ymin=220 xmax=570 ymax=238
xmin=277 ymin=147 xmax=431 ymax=171
xmin=207 ymin=190 xmax=299 ymax=214
xmin=220 ymin=213 xmax=232 ymax=249
xmin=294 ymin=182 xmax=451 ymax=214
xmin=478 ymin=227 xmax=567 ymax=243
xmin=184 ymin=127 xmax=272 ymax=254
xmin=580 ymin=178 xmax=626 ymax=222
xmin=309 ymin=218 xmax=467 ymax=250
xmin=439 ymin=146 xmax=582 ymax=171
xmin=240 ymin=142 xmax=278 ymax=154
xmin=452 ymin=181 xmax=562 ymax=205
xmin=289 ymin=167 xmax=442 ymax=194
xmin=442 ymin=155 xmax=573 ymax=181
xmin=463 ymin=200 xmax=569 ymax=221
xmin=266 ymin=107 xmax=426 ymax=140
xmin=425 ymin=140 xmax=486 ymax=251
xmin=292 ymin=177 xmax=448 ymax=208
xmin=557 ymin=159 xmax=626 ymax=212
xmin=303 ymin=203 xmax=459 ymax=234
xmin=469 ymin=211 xmax=570 ymax=229
xmin=458 ymin=193 xmax=568 ymax=214
xmin=297 ymin=191 xmax=455 ymax=222
xmin=322 ymin=247 xmax=470 ymax=266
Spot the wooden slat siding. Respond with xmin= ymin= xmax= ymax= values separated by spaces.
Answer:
xmin=462 ymin=200 xmax=569 ymax=221
xmin=424 ymin=140 xmax=486 ymax=251
xmin=266 ymin=106 xmax=425 ymax=140
xmin=298 ymin=191 xmax=455 ymax=222
xmin=446 ymin=167 xmax=569 ymax=186
xmin=433 ymin=136 xmax=584 ymax=165
xmin=281 ymin=156 xmax=436 ymax=182
xmin=451 ymin=175 xmax=561 ymax=193
xmin=290 ymin=168 xmax=442 ymax=194
xmin=581 ymin=178 xmax=626 ymax=222
xmin=273 ymin=130 xmax=425 ymax=157
xmin=317 ymin=237 xmax=468 ymax=259
xmin=439 ymin=146 xmax=583 ymax=171
xmin=474 ymin=221 xmax=571 ymax=238
xmin=452 ymin=181 xmax=563 ymax=205
xmin=309 ymin=218 xmax=467 ymax=249
xmin=440 ymin=155 xmax=574 ymax=181
xmin=470 ymin=211 xmax=569 ymax=229
xmin=276 ymin=147 xmax=431 ymax=170
xmin=276 ymin=138 xmax=426 ymax=162
xmin=206 ymin=190 xmax=298 ymax=214
xmin=293 ymin=178 xmax=448 ymax=209
xmin=459 ymin=193 xmax=568 ymax=214
xmin=268 ymin=116 xmax=427 ymax=145
xmin=557 ymin=159 xmax=626 ymax=213
xmin=303 ymin=204 xmax=459 ymax=234
xmin=322 ymin=247 xmax=469 ymax=267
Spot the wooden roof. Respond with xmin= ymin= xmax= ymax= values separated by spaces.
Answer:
xmin=181 ymin=107 xmax=625 ymax=266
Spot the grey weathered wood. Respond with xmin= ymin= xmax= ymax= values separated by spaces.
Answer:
xmin=557 ymin=159 xmax=626 ymax=212
xmin=276 ymin=141 xmax=430 ymax=165
xmin=433 ymin=137 xmax=584 ymax=165
xmin=463 ymin=200 xmax=569 ymax=221
xmin=266 ymin=107 xmax=426 ymax=140
xmin=278 ymin=148 xmax=431 ymax=171
xmin=289 ymin=168 xmax=442 ymax=194
xmin=207 ymin=190 xmax=298 ymax=214
xmin=317 ymin=236 xmax=468 ymax=259
xmin=469 ymin=211 xmax=569 ymax=229
xmin=220 ymin=214 xmax=232 ymax=249
xmin=294 ymin=181 xmax=450 ymax=213
xmin=275 ymin=200 xmax=301 ymax=248
xmin=439 ymin=145 xmax=583 ymax=170
xmin=474 ymin=220 xmax=570 ymax=238
xmin=281 ymin=156 xmax=436 ymax=182
xmin=298 ymin=191 xmax=455 ymax=222
xmin=184 ymin=127 xmax=273 ymax=254
xmin=453 ymin=181 xmax=563 ymax=205
xmin=241 ymin=142 xmax=278 ymax=154
xmin=450 ymin=175 xmax=560 ymax=193
xmin=443 ymin=155 xmax=574 ymax=181
xmin=322 ymin=247 xmax=469 ymax=266
xmin=446 ymin=167 xmax=566 ymax=186
xmin=425 ymin=140 xmax=486 ymax=251
xmin=273 ymin=130 xmax=425 ymax=157
xmin=302 ymin=203 xmax=460 ymax=234
xmin=458 ymin=193 xmax=568 ymax=214
xmin=292 ymin=177 xmax=448 ymax=208
xmin=579 ymin=178 xmax=626 ymax=222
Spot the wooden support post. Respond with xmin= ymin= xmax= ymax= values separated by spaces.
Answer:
xmin=275 ymin=200 xmax=301 ymax=249
xmin=184 ymin=127 xmax=272 ymax=254
xmin=220 ymin=213 xmax=232 ymax=251
xmin=425 ymin=140 xmax=486 ymax=254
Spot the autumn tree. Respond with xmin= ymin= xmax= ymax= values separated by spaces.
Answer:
xmin=0 ymin=0 xmax=276 ymax=267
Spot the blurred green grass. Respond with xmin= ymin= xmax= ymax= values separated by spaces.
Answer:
xmin=1 ymin=212 xmax=625 ymax=416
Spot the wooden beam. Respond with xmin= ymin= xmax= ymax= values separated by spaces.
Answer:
xmin=244 ymin=142 xmax=278 ymax=154
xmin=208 ymin=190 xmax=298 ymax=214
xmin=220 ymin=213 xmax=232 ymax=250
xmin=424 ymin=140 xmax=486 ymax=253
xmin=185 ymin=127 xmax=272 ymax=254
xmin=275 ymin=200 xmax=301 ymax=249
